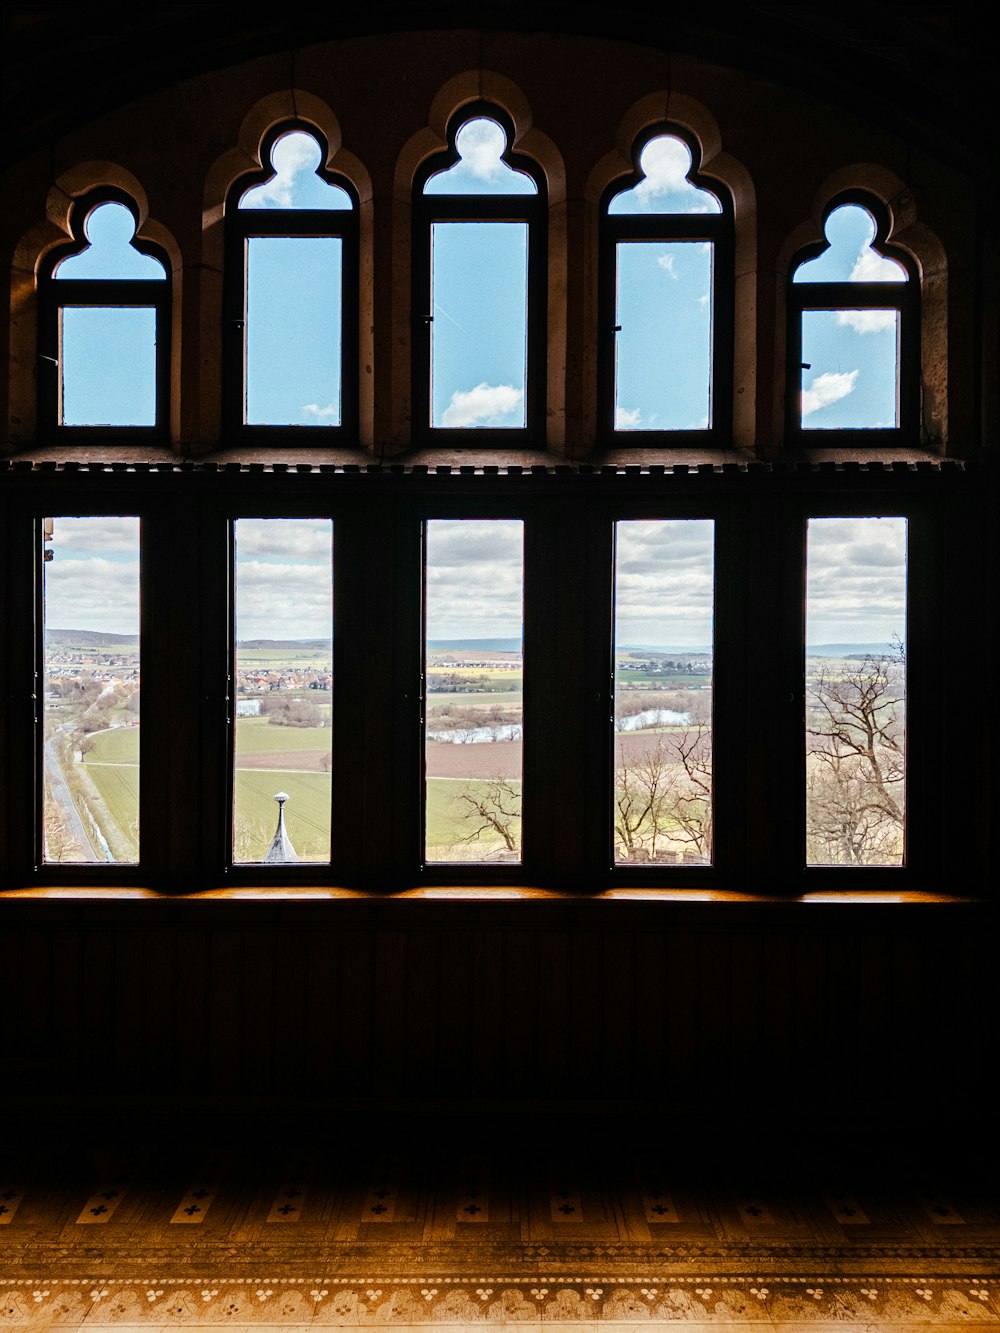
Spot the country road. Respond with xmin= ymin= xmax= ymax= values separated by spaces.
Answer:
xmin=44 ymin=733 xmax=100 ymax=862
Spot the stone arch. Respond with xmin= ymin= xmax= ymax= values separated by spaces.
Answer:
xmin=585 ymin=92 xmax=757 ymax=451
xmin=198 ymin=91 xmax=373 ymax=449
xmin=8 ymin=163 xmax=180 ymax=445
xmin=391 ymin=72 xmax=567 ymax=451
xmin=778 ymin=166 xmax=948 ymax=448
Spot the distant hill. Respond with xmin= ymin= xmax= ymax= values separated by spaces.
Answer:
xmin=427 ymin=638 xmax=522 ymax=652
xmin=237 ymin=639 xmax=331 ymax=650
xmin=46 ymin=629 xmax=138 ymax=647
xmin=619 ymin=645 xmax=712 ymax=656
xmin=806 ymin=642 xmax=900 ymax=658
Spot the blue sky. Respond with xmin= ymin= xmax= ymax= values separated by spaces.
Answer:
xmin=795 ymin=204 xmax=907 ymax=430
xmin=55 ymin=132 xmax=907 ymax=437
xmin=55 ymin=203 xmax=163 ymax=426
xmin=611 ymin=135 xmax=720 ymax=432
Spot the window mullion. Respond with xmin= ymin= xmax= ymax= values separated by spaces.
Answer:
xmin=2 ymin=502 xmax=37 ymax=882
xmin=742 ymin=494 xmax=805 ymax=889
xmin=142 ymin=500 xmax=215 ymax=886
xmin=357 ymin=496 xmax=422 ymax=887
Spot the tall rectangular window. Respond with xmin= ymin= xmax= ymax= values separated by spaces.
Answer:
xmin=615 ymin=241 xmax=713 ymax=431
xmin=232 ymin=519 xmax=333 ymax=864
xmin=430 ymin=223 xmax=528 ymax=428
xmin=805 ymin=517 xmax=906 ymax=866
xmin=60 ymin=307 xmax=157 ymax=426
xmin=42 ymin=516 xmax=141 ymax=864
xmin=424 ymin=519 xmax=524 ymax=862
xmin=800 ymin=308 xmax=899 ymax=430
xmin=613 ymin=520 xmax=714 ymax=865
xmin=245 ymin=237 xmax=343 ymax=426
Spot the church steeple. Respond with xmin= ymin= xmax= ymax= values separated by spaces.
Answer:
xmin=263 ymin=792 xmax=298 ymax=863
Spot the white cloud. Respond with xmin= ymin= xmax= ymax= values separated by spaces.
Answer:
xmin=615 ymin=519 xmax=715 ymax=646
xmin=235 ymin=519 xmax=333 ymax=562
xmin=637 ymin=137 xmax=692 ymax=198
xmin=657 ymin=253 xmax=678 ymax=278
xmin=806 ymin=517 xmax=907 ymax=643
xmin=615 ymin=405 xmax=643 ymax=429
xmin=236 ymin=558 xmax=332 ymax=639
xmin=836 ymin=308 xmax=898 ymax=335
xmin=629 ymin=137 xmax=721 ymax=214
xmin=802 ymin=370 xmax=858 ymax=417
xmin=850 ymin=245 xmax=907 ymax=283
xmin=242 ymin=133 xmax=320 ymax=209
xmin=302 ymin=402 xmax=340 ymax=419
xmin=455 ymin=119 xmax=507 ymax=182
xmin=425 ymin=518 xmax=523 ymax=639
xmin=45 ymin=555 xmax=140 ymax=635
xmin=441 ymin=382 xmax=524 ymax=428
xmin=49 ymin=516 xmax=139 ymax=553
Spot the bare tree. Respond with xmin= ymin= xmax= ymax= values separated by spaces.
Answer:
xmin=806 ymin=647 xmax=905 ymax=865
xmin=450 ymin=777 xmax=521 ymax=859
xmin=614 ymin=723 xmax=712 ymax=864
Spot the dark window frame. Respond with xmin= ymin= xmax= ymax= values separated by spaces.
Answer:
xmin=411 ymin=102 xmax=548 ymax=447
xmin=599 ymin=125 xmax=735 ymax=448
xmin=0 ymin=463 xmax=976 ymax=897
xmin=786 ymin=191 xmax=920 ymax=448
xmin=222 ymin=122 xmax=360 ymax=444
xmin=37 ymin=188 xmax=171 ymax=442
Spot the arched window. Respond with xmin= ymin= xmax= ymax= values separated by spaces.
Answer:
xmin=39 ymin=192 xmax=169 ymax=436
xmin=788 ymin=197 xmax=918 ymax=442
xmin=413 ymin=104 xmax=546 ymax=440
xmin=601 ymin=130 xmax=732 ymax=443
xmin=224 ymin=126 xmax=357 ymax=437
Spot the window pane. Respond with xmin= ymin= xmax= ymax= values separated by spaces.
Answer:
xmin=615 ymin=241 xmax=713 ymax=430
xmin=233 ymin=519 xmax=333 ymax=864
xmin=431 ymin=222 xmax=527 ymax=428
xmin=42 ymin=517 xmax=140 ymax=864
xmin=54 ymin=202 xmax=166 ymax=280
xmin=608 ymin=135 xmax=721 ymax=216
xmin=239 ymin=131 xmax=352 ymax=210
xmin=246 ymin=237 xmax=343 ymax=426
xmin=60 ymin=307 xmax=157 ymax=426
xmin=424 ymin=118 xmax=537 ymax=196
xmin=793 ymin=204 xmax=907 ymax=284
xmin=613 ymin=521 xmax=714 ymax=865
xmin=425 ymin=519 xmax=523 ymax=863
xmin=805 ymin=517 xmax=906 ymax=866
xmin=801 ymin=309 xmax=899 ymax=429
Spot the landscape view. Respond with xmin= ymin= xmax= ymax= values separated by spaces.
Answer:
xmin=41 ymin=516 xmax=905 ymax=869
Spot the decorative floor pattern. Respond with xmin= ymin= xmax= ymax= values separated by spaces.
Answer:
xmin=1 ymin=1133 xmax=998 ymax=1330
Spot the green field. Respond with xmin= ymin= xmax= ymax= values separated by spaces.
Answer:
xmin=77 ymin=724 xmax=520 ymax=863
xmin=235 ymin=716 xmax=331 ymax=755
xmin=426 ymin=688 xmax=522 ymax=711
xmin=87 ymin=727 xmax=139 ymax=763
xmin=238 ymin=648 xmax=331 ymax=667
xmin=81 ymin=733 xmax=140 ymax=860
xmin=78 ymin=723 xmax=332 ymax=862
xmin=233 ymin=769 xmax=331 ymax=861
xmin=425 ymin=777 xmax=522 ymax=859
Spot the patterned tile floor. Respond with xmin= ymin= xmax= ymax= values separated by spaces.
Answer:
xmin=1 ymin=1117 xmax=997 ymax=1330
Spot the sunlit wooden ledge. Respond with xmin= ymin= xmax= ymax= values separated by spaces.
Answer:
xmin=0 ymin=884 xmax=982 ymax=903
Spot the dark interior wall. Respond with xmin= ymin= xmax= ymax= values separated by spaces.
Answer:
xmin=4 ymin=896 xmax=995 ymax=1125
xmin=1 ymin=8 xmax=996 ymax=1130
